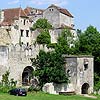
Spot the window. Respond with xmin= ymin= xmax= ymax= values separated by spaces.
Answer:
xmin=49 ymin=9 xmax=53 ymax=11
xmin=36 ymin=10 xmax=37 ymax=13
xmin=49 ymin=9 xmax=51 ymax=11
xmin=24 ymin=19 xmax=25 ymax=25
xmin=67 ymin=69 xmax=71 ymax=77
xmin=21 ymin=42 xmax=23 ymax=45
xmin=26 ymin=30 xmax=29 ymax=37
xmin=27 ymin=20 xmax=28 ymax=23
xmin=27 ymin=42 xmax=29 ymax=46
xmin=21 ymin=30 xmax=24 ymax=37
xmin=84 ymin=59 xmax=89 ymax=70
xmin=84 ymin=64 xmax=88 ymax=70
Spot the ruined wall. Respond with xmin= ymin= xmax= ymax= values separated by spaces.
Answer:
xmin=65 ymin=55 xmax=94 ymax=94
xmin=42 ymin=56 xmax=94 ymax=95
xmin=0 ymin=44 xmax=53 ymax=86
xmin=76 ymin=56 xmax=94 ymax=94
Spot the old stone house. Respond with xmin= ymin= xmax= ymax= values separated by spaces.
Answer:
xmin=43 ymin=4 xmax=77 ymax=43
xmin=0 ymin=7 xmax=32 ymax=46
xmin=0 ymin=5 xmax=93 ymax=94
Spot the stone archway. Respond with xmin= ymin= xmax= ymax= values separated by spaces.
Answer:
xmin=81 ymin=83 xmax=89 ymax=94
xmin=22 ymin=66 xmax=33 ymax=86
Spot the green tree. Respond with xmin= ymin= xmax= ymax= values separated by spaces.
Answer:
xmin=31 ymin=18 xmax=52 ymax=45
xmin=55 ymin=28 xmax=75 ymax=54
xmin=75 ymin=25 xmax=100 ymax=55
xmin=36 ymin=30 xmax=51 ymax=45
xmin=94 ymin=73 xmax=100 ymax=92
xmin=31 ymin=50 xmax=69 ymax=88
xmin=31 ymin=18 xmax=52 ymax=30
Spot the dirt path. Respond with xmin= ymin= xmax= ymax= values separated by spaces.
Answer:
xmin=82 ymin=94 xmax=97 ymax=99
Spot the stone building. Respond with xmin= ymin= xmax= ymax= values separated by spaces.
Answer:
xmin=43 ymin=55 xmax=94 ymax=94
xmin=0 ymin=5 xmax=93 ymax=94
xmin=0 ymin=7 xmax=32 ymax=46
xmin=43 ymin=4 xmax=77 ymax=43
xmin=0 ymin=28 xmax=52 ymax=86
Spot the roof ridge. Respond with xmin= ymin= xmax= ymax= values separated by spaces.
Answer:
xmin=3 ymin=7 xmax=21 ymax=11
xmin=18 ymin=7 xmax=27 ymax=17
xmin=48 ymin=4 xmax=73 ymax=18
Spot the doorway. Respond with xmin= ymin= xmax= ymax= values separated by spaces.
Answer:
xmin=22 ymin=66 xmax=33 ymax=86
xmin=81 ymin=83 xmax=89 ymax=94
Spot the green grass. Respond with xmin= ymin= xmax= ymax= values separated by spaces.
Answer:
xmin=0 ymin=92 xmax=99 ymax=100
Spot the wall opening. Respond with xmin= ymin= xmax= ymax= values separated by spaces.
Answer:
xmin=22 ymin=66 xmax=33 ymax=86
xmin=81 ymin=83 xmax=89 ymax=94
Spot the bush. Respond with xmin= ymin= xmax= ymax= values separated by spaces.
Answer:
xmin=0 ymin=71 xmax=17 ymax=93
xmin=28 ymin=85 xmax=41 ymax=93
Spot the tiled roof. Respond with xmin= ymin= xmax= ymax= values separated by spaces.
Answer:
xmin=60 ymin=24 xmax=75 ymax=30
xmin=24 ymin=7 xmax=33 ymax=15
xmin=24 ymin=7 xmax=44 ymax=16
xmin=48 ymin=4 xmax=73 ymax=18
xmin=1 ymin=8 xmax=27 ymax=26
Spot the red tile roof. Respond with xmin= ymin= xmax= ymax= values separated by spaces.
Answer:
xmin=48 ymin=4 xmax=74 ymax=18
xmin=1 ymin=7 xmax=27 ymax=26
xmin=24 ymin=7 xmax=44 ymax=16
xmin=60 ymin=24 xmax=75 ymax=30
xmin=24 ymin=7 xmax=33 ymax=15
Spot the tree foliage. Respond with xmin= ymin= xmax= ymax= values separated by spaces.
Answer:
xmin=94 ymin=73 xmax=100 ymax=92
xmin=74 ymin=25 xmax=100 ymax=55
xmin=55 ymin=28 xmax=75 ymax=54
xmin=31 ymin=18 xmax=52 ymax=30
xmin=32 ymin=50 xmax=69 ymax=87
xmin=0 ymin=71 xmax=17 ymax=93
xmin=36 ymin=30 xmax=51 ymax=45
xmin=31 ymin=18 xmax=52 ymax=45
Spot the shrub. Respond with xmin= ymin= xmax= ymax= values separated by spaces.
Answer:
xmin=0 ymin=71 xmax=17 ymax=93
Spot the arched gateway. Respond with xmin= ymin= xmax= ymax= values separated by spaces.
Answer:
xmin=22 ymin=66 xmax=33 ymax=86
xmin=81 ymin=83 xmax=89 ymax=94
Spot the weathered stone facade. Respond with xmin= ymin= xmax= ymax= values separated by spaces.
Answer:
xmin=65 ymin=55 xmax=94 ymax=94
xmin=0 ymin=33 xmax=53 ymax=86
xmin=43 ymin=55 xmax=94 ymax=94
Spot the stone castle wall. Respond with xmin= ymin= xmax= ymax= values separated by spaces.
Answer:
xmin=0 ymin=44 xmax=53 ymax=86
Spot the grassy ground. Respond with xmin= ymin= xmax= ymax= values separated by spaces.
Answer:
xmin=0 ymin=92 xmax=99 ymax=100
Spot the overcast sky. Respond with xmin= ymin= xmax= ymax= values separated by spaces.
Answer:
xmin=1 ymin=0 xmax=100 ymax=31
